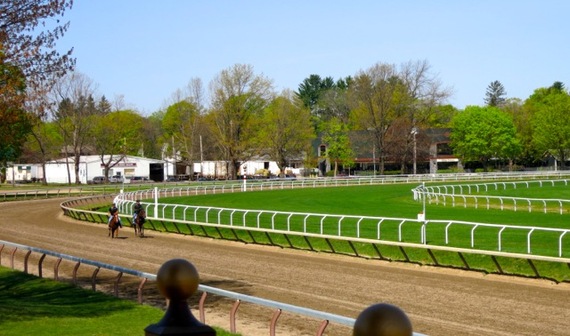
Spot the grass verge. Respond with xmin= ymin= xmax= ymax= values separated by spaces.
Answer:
xmin=0 ymin=267 xmax=239 ymax=336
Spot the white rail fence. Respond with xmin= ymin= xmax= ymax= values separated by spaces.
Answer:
xmin=412 ymin=179 xmax=570 ymax=214
xmin=113 ymin=195 xmax=570 ymax=259
xmin=3 ymin=171 xmax=570 ymax=202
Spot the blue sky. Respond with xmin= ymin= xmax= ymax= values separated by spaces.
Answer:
xmin=57 ymin=1 xmax=570 ymax=115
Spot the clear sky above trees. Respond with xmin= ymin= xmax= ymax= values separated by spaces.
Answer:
xmin=56 ymin=1 xmax=570 ymax=115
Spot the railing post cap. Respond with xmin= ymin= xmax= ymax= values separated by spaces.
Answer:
xmin=353 ymin=303 xmax=412 ymax=336
xmin=146 ymin=258 xmax=215 ymax=335
xmin=156 ymin=258 xmax=199 ymax=300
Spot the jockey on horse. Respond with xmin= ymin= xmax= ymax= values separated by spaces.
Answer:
xmin=132 ymin=199 xmax=143 ymax=223
xmin=132 ymin=199 xmax=146 ymax=237
xmin=108 ymin=203 xmax=122 ymax=228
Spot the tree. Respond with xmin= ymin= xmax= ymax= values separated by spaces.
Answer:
xmin=0 ymin=51 xmax=31 ymax=165
xmin=209 ymin=64 xmax=274 ymax=179
xmin=296 ymin=74 xmax=350 ymax=129
xmin=296 ymin=74 xmax=328 ymax=111
xmin=503 ymin=97 xmax=539 ymax=166
xmin=484 ymin=80 xmax=507 ymax=107
xmin=316 ymin=78 xmax=353 ymax=125
xmin=350 ymin=63 xmax=401 ymax=174
xmin=530 ymin=86 xmax=570 ymax=168
xmin=1 ymin=1 xmax=75 ymax=168
xmin=90 ymin=110 xmax=146 ymax=179
xmin=159 ymin=78 xmax=211 ymax=177
xmin=257 ymin=91 xmax=315 ymax=177
xmin=425 ymin=104 xmax=458 ymax=128
xmin=21 ymin=120 xmax=63 ymax=184
xmin=1 ymin=0 xmax=75 ymax=84
xmin=383 ymin=119 xmax=429 ymax=174
xmin=51 ymin=72 xmax=99 ymax=184
xmin=450 ymin=106 xmax=521 ymax=171
xmin=162 ymin=100 xmax=203 ymax=176
xmin=322 ymin=118 xmax=354 ymax=176
xmin=396 ymin=60 xmax=452 ymax=169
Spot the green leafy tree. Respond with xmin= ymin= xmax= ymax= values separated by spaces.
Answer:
xmin=257 ymin=92 xmax=315 ymax=177
xmin=322 ymin=118 xmax=354 ymax=176
xmin=503 ymin=97 xmax=540 ymax=166
xmin=209 ymin=64 xmax=274 ymax=179
xmin=426 ymin=104 xmax=458 ymax=127
xmin=90 ymin=110 xmax=145 ymax=179
xmin=450 ymin=106 xmax=521 ymax=170
xmin=162 ymin=100 xmax=207 ymax=176
xmin=530 ymin=86 xmax=570 ymax=168
xmin=143 ymin=109 xmax=167 ymax=159
xmin=21 ymin=121 xmax=63 ymax=184
xmin=484 ymin=80 xmax=507 ymax=107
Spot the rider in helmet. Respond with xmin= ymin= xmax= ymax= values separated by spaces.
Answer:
xmin=108 ymin=203 xmax=122 ymax=228
xmin=133 ymin=200 xmax=143 ymax=223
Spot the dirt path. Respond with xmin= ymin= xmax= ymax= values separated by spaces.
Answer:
xmin=1 ymin=198 xmax=569 ymax=336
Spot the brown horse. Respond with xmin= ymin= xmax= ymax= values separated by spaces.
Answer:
xmin=134 ymin=209 xmax=146 ymax=237
xmin=108 ymin=213 xmax=120 ymax=238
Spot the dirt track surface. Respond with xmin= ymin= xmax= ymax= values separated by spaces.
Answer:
xmin=1 ymin=198 xmax=569 ymax=336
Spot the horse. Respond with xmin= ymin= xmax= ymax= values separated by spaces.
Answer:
xmin=134 ymin=209 xmax=146 ymax=237
xmin=108 ymin=213 xmax=120 ymax=238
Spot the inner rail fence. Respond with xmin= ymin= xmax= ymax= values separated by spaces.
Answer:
xmin=61 ymin=196 xmax=570 ymax=282
xmin=412 ymin=179 xmax=570 ymax=214
xmin=110 ymin=184 xmax=570 ymax=260
xmin=0 ymin=239 xmax=426 ymax=336
xmin=4 ymin=170 xmax=570 ymax=202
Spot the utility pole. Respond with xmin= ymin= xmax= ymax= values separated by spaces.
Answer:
xmin=373 ymin=143 xmax=376 ymax=178
xmin=411 ymin=128 xmax=418 ymax=175
xmin=199 ymin=135 xmax=204 ymax=179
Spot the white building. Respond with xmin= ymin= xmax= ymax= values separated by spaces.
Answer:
xmin=43 ymin=155 xmax=166 ymax=184
xmin=194 ymin=159 xmax=298 ymax=178
xmin=5 ymin=164 xmax=44 ymax=183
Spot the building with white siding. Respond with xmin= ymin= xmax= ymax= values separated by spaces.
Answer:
xmin=38 ymin=155 xmax=166 ymax=184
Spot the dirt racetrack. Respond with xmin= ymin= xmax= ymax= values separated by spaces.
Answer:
xmin=1 ymin=197 xmax=569 ymax=336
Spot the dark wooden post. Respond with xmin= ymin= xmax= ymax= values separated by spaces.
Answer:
xmin=353 ymin=303 xmax=413 ymax=336
xmin=145 ymin=259 xmax=216 ymax=336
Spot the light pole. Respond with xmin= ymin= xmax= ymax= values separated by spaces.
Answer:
xmin=373 ymin=143 xmax=376 ymax=178
xmin=411 ymin=127 xmax=418 ymax=175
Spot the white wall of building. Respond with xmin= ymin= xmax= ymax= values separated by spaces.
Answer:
xmin=193 ymin=161 xmax=228 ymax=178
xmin=5 ymin=164 xmax=44 ymax=182
xmin=193 ymin=160 xmax=296 ymax=178
xmin=41 ymin=155 xmax=166 ymax=184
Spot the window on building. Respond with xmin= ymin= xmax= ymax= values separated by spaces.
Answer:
xmin=319 ymin=145 xmax=327 ymax=157
xmin=437 ymin=143 xmax=453 ymax=155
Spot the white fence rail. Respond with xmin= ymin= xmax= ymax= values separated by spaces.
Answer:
xmin=115 ymin=197 xmax=570 ymax=259
xmin=413 ymin=179 xmax=570 ymax=214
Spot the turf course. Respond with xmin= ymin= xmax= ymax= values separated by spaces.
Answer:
xmin=144 ymin=182 xmax=570 ymax=282
xmin=159 ymin=183 xmax=570 ymax=229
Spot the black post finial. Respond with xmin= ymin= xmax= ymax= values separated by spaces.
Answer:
xmin=353 ymin=303 xmax=413 ymax=336
xmin=145 ymin=259 xmax=216 ymax=336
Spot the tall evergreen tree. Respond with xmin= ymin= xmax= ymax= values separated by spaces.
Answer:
xmin=484 ymin=80 xmax=507 ymax=107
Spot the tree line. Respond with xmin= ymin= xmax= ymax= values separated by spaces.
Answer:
xmin=2 ymin=0 xmax=570 ymax=184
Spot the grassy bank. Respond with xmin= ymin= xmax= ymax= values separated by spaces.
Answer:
xmin=0 ymin=267 xmax=239 ymax=336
